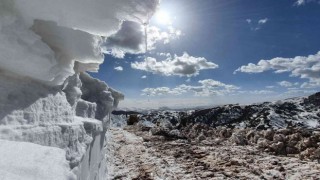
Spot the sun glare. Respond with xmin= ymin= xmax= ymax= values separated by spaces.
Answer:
xmin=154 ymin=10 xmax=172 ymax=25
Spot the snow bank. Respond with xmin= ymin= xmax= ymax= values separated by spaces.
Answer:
xmin=0 ymin=0 xmax=159 ymax=85
xmin=79 ymin=73 xmax=124 ymax=120
xmin=0 ymin=71 xmax=123 ymax=179
xmin=0 ymin=139 xmax=76 ymax=180
xmin=14 ymin=0 xmax=158 ymax=36
xmin=0 ymin=71 xmax=75 ymax=126
xmin=0 ymin=0 xmax=158 ymax=179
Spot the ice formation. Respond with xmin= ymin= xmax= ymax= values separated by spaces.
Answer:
xmin=0 ymin=0 xmax=158 ymax=179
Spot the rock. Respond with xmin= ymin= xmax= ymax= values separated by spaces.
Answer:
xmin=278 ymin=166 xmax=285 ymax=172
xmin=313 ymin=148 xmax=320 ymax=159
xmin=159 ymin=119 xmax=173 ymax=130
xmin=277 ymin=129 xmax=291 ymax=135
xmin=231 ymin=131 xmax=247 ymax=145
xmin=270 ymin=160 xmax=278 ymax=165
xmin=246 ymin=130 xmax=255 ymax=141
xmin=288 ymin=133 xmax=302 ymax=142
xmin=302 ymin=138 xmax=313 ymax=148
xmin=287 ymin=140 xmax=298 ymax=148
xmin=150 ymin=127 xmax=162 ymax=135
xmin=286 ymin=147 xmax=299 ymax=154
xmin=273 ymin=134 xmax=286 ymax=143
xmin=169 ymin=129 xmax=183 ymax=139
xmin=137 ymin=121 xmax=155 ymax=131
xmin=297 ymin=138 xmax=314 ymax=151
xmin=219 ymin=128 xmax=232 ymax=138
xmin=300 ymin=148 xmax=316 ymax=159
xmin=197 ymin=133 xmax=206 ymax=142
xmin=264 ymin=129 xmax=274 ymax=141
xmin=252 ymin=133 xmax=263 ymax=144
xmin=257 ymin=138 xmax=270 ymax=149
xmin=294 ymin=128 xmax=310 ymax=137
xmin=270 ymin=142 xmax=284 ymax=154
xmin=127 ymin=114 xmax=139 ymax=125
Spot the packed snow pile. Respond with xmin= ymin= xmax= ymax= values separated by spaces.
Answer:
xmin=0 ymin=70 xmax=124 ymax=180
xmin=0 ymin=0 xmax=158 ymax=85
xmin=0 ymin=0 xmax=158 ymax=179
xmin=0 ymin=140 xmax=76 ymax=180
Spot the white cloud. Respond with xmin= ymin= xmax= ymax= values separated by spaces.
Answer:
xmin=295 ymin=0 xmax=320 ymax=6
xmin=246 ymin=18 xmax=269 ymax=31
xmin=235 ymin=51 xmax=320 ymax=87
xmin=301 ymin=81 xmax=320 ymax=88
xmin=131 ymin=52 xmax=218 ymax=77
xmin=278 ymin=81 xmax=293 ymax=87
xmin=296 ymin=0 xmax=306 ymax=5
xmin=157 ymin=52 xmax=171 ymax=58
xmin=103 ymin=22 xmax=181 ymax=58
xmin=114 ymin=66 xmax=123 ymax=71
xmin=142 ymin=87 xmax=180 ymax=96
xmin=104 ymin=21 xmax=144 ymax=55
xmin=141 ymin=79 xmax=239 ymax=97
xmin=103 ymin=48 xmax=126 ymax=59
xmin=284 ymin=89 xmax=317 ymax=95
xmin=266 ymin=86 xmax=275 ymax=89
xmin=141 ymin=75 xmax=147 ymax=79
xmin=258 ymin=18 xmax=268 ymax=24
xmin=249 ymin=90 xmax=275 ymax=95
xmin=147 ymin=25 xmax=181 ymax=48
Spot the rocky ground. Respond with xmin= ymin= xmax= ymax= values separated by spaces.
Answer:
xmin=106 ymin=124 xmax=320 ymax=179
xmin=107 ymin=92 xmax=320 ymax=179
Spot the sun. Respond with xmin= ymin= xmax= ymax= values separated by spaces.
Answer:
xmin=154 ymin=10 xmax=172 ymax=25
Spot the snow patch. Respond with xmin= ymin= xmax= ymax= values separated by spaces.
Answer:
xmin=0 ymin=139 xmax=76 ymax=180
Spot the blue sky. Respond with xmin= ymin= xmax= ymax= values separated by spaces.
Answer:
xmin=91 ymin=0 xmax=320 ymax=109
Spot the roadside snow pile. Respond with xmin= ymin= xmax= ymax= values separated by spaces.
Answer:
xmin=0 ymin=140 xmax=76 ymax=180
xmin=0 ymin=0 xmax=158 ymax=179
xmin=0 ymin=71 xmax=123 ymax=180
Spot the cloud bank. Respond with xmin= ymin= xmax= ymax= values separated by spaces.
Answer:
xmin=234 ymin=51 xmax=320 ymax=88
xmin=142 ymin=79 xmax=239 ymax=97
xmin=278 ymin=81 xmax=293 ymax=87
xmin=131 ymin=52 xmax=218 ymax=77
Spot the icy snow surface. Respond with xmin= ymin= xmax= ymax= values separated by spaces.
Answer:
xmin=0 ymin=140 xmax=76 ymax=180
xmin=0 ymin=71 xmax=123 ymax=179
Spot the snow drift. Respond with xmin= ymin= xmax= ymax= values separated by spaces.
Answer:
xmin=0 ymin=0 xmax=158 ymax=85
xmin=0 ymin=0 xmax=158 ymax=179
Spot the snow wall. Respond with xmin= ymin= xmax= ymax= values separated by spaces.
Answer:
xmin=0 ymin=0 xmax=158 ymax=179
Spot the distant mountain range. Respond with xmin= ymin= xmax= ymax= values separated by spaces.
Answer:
xmin=114 ymin=92 xmax=320 ymax=129
xmin=180 ymin=92 xmax=320 ymax=129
